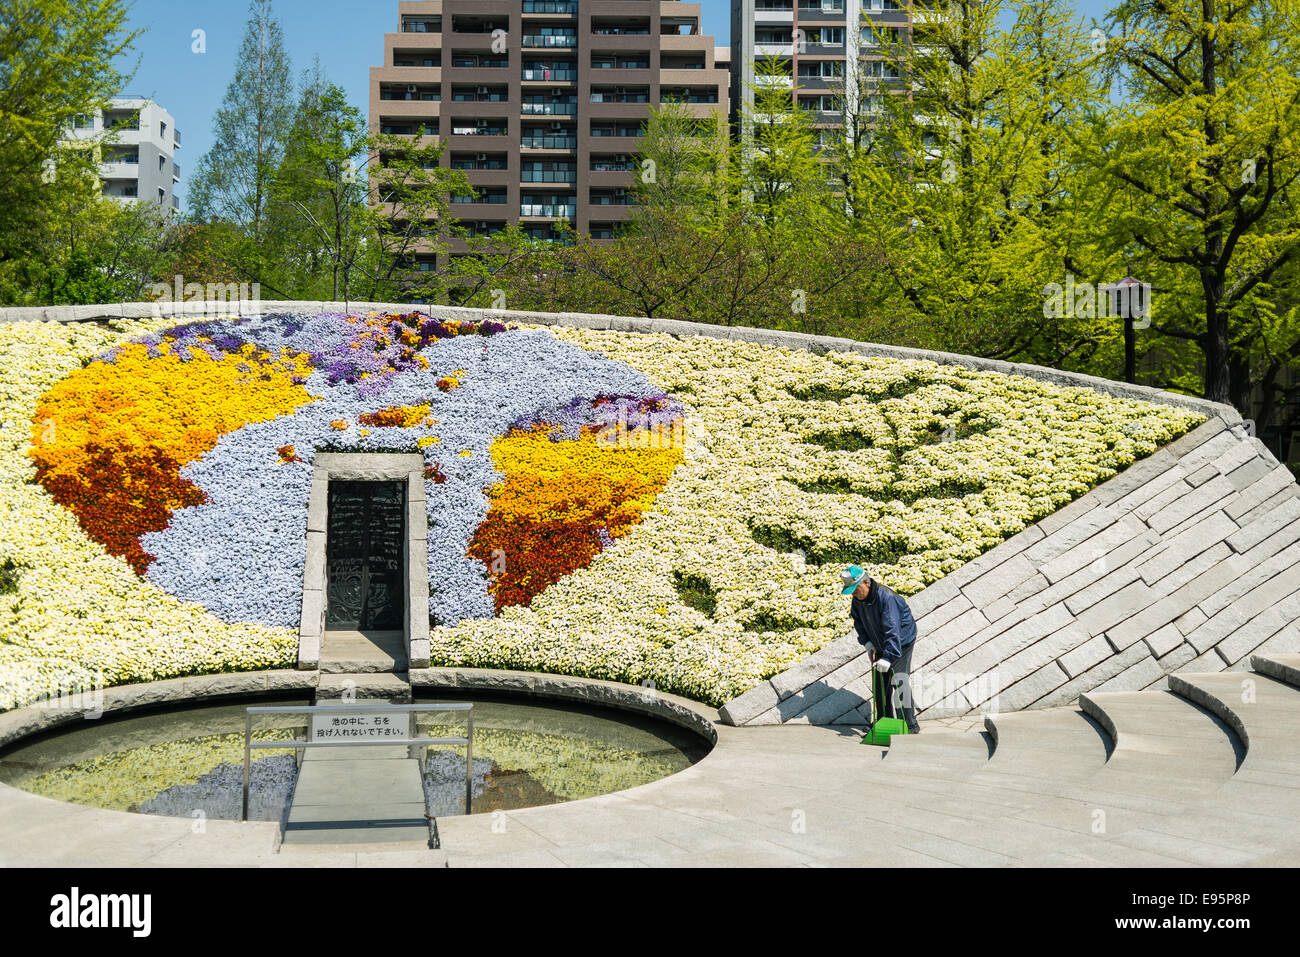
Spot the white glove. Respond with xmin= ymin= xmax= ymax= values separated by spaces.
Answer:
xmin=874 ymin=659 xmax=891 ymax=673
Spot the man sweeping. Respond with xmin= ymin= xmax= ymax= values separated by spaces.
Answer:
xmin=842 ymin=565 xmax=921 ymax=734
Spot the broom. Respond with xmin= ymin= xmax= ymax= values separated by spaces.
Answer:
xmin=862 ymin=659 xmax=909 ymax=746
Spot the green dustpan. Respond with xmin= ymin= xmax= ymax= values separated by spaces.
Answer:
xmin=863 ymin=665 xmax=909 ymax=746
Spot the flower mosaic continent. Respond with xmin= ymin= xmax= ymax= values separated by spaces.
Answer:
xmin=26 ymin=312 xmax=681 ymax=628
xmin=0 ymin=315 xmax=1204 ymax=709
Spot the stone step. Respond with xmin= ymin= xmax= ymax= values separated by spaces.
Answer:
xmin=315 ymin=672 xmax=412 ymax=702
xmin=981 ymin=709 xmax=1110 ymax=782
xmin=1080 ymin=690 xmax=1241 ymax=800
xmin=319 ymin=630 xmax=408 ymax=674
xmin=877 ymin=731 xmax=993 ymax=780
xmin=1251 ymin=653 xmax=1300 ymax=690
xmin=1168 ymin=670 xmax=1300 ymax=775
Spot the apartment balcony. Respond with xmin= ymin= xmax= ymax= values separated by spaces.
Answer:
xmin=520 ymin=203 xmax=577 ymax=219
xmin=589 ymin=124 xmax=645 ymax=139
xmin=451 ymin=181 xmax=508 ymax=203
xmin=589 ymin=91 xmax=651 ymax=104
xmin=521 ymin=165 xmax=578 ymax=184
xmin=522 ymin=0 xmax=578 ymax=12
xmin=520 ymin=133 xmax=578 ymax=151
xmin=754 ymin=42 xmax=796 ymax=56
xmin=754 ymin=10 xmax=794 ymax=23
xmin=521 ymin=67 xmax=578 ymax=82
xmin=797 ymin=3 xmax=849 ymax=21
xmin=521 ymin=101 xmax=578 ymax=115
xmin=522 ymin=34 xmax=577 ymax=48
xmin=448 ymin=121 xmax=510 ymax=136
xmin=99 ymin=161 xmax=140 ymax=179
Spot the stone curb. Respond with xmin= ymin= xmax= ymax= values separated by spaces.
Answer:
xmin=0 ymin=668 xmax=721 ymax=755
xmin=0 ymin=670 xmax=317 ymax=751
xmin=0 ymin=300 xmax=1238 ymax=420
xmin=409 ymin=667 xmax=720 ymax=744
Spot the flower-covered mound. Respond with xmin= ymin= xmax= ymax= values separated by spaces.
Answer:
xmin=0 ymin=315 xmax=1204 ymax=710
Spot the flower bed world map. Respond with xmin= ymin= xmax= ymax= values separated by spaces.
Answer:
xmin=0 ymin=312 xmax=1204 ymax=709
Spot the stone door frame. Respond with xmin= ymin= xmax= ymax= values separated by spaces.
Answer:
xmin=297 ymin=453 xmax=430 ymax=670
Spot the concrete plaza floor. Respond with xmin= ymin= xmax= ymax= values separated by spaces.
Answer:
xmin=2 ymin=685 xmax=1295 ymax=867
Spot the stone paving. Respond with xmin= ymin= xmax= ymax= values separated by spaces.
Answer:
xmin=721 ymin=414 xmax=1300 ymax=726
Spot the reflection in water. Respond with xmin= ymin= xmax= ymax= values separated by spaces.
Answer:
xmin=0 ymin=694 xmax=709 ymax=821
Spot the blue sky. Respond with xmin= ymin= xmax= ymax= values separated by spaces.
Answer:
xmin=116 ymin=0 xmax=1114 ymax=208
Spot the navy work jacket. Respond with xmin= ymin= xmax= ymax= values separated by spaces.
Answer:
xmin=851 ymin=580 xmax=917 ymax=666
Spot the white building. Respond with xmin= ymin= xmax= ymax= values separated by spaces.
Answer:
xmin=65 ymin=98 xmax=181 ymax=209
xmin=731 ymin=0 xmax=911 ymax=145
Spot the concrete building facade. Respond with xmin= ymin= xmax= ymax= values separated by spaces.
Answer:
xmin=66 ymin=98 xmax=181 ymax=209
xmin=368 ymin=0 xmax=730 ymax=266
xmin=731 ymin=0 xmax=911 ymax=146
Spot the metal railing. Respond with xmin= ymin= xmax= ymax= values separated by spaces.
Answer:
xmin=241 ymin=702 xmax=475 ymax=821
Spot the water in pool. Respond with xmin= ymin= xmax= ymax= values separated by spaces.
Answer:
xmin=0 ymin=694 xmax=710 ymax=822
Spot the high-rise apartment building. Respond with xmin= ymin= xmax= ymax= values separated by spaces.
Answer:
xmin=65 ymin=98 xmax=181 ymax=209
xmin=731 ymin=0 xmax=909 ymax=145
xmin=369 ymin=0 xmax=729 ymax=266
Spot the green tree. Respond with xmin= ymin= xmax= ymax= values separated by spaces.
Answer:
xmin=267 ymin=69 xmax=369 ymax=300
xmin=851 ymin=0 xmax=1109 ymax=359
xmin=188 ymin=0 xmax=293 ymax=255
xmin=0 ymin=0 xmax=139 ymax=265
xmin=1087 ymin=0 xmax=1300 ymax=412
xmin=363 ymin=134 xmax=472 ymax=303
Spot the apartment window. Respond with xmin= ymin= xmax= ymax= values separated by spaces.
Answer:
xmin=591 ymin=123 xmax=643 ymax=137
xmin=452 ymin=188 xmax=507 ymax=204
xmin=158 ymin=187 xmax=166 ymax=202
xmin=160 ymin=121 xmax=167 ymax=138
xmin=451 ymin=153 xmax=508 ymax=170
xmin=862 ymin=26 xmax=904 ymax=44
xmin=453 ymin=86 xmax=508 ymax=102
xmin=590 ymin=87 xmax=650 ymax=104
xmin=807 ymin=27 xmax=845 ymax=44
xmin=523 ymin=27 xmax=577 ymax=47
xmin=451 ymin=119 xmax=508 ymax=136
xmin=590 ymin=154 xmax=633 ymax=172
xmin=522 ymin=61 xmax=578 ymax=81
xmin=861 ymin=60 xmax=900 ymax=79
xmin=402 ymin=16 xmax=442 ymax=32
xmin=522 ymin=0 xmax=577 ymax=12
xmin=591 ymin=19 xmax=651 ymax=35
xmin=382 ymin=85 xmax=440 ymax=101
xmin=591 ymin=56 xmax=648 ymax=69
xmin=159 ymin=156 xmax=166 ymax=171
xmin=798 ymin=60 xmax=844 ymax=78
xmin=72 ymin=113 xmax=94 ymax=130
xmin=395 ymin=53 xmax=442 ymax=67
xmin=521 ymin=161 xmax=577 ymax=183
xmin=451 ymin=53 xmax=508 ymax=68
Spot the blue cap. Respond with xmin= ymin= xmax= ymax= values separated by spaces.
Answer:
xmin=841 ymin=565 xmax=869 ymax=595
